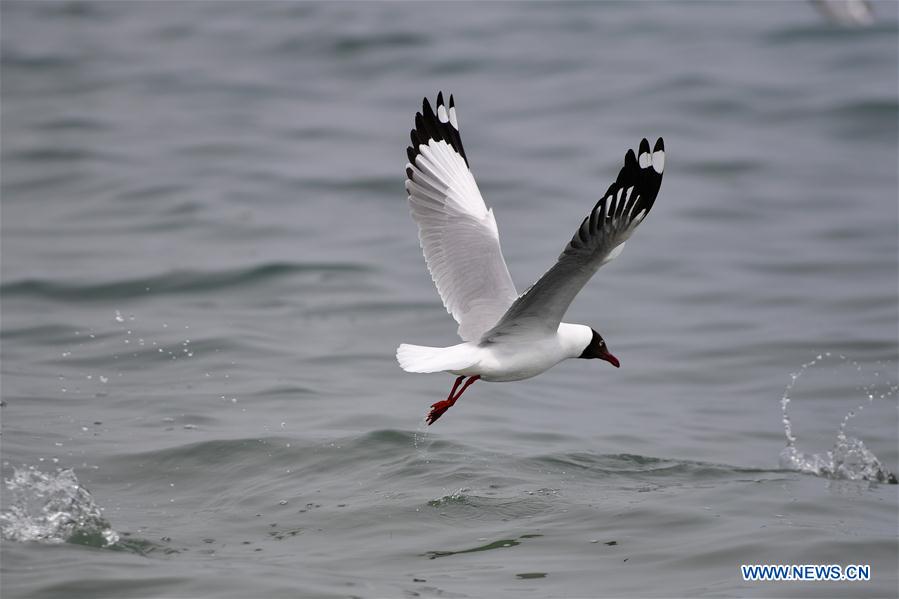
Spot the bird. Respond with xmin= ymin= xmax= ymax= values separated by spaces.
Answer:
xmin=810 ymin=0 xmax=874 ymax=26
xmin=397 ymin=92 xmax=665 ymax=425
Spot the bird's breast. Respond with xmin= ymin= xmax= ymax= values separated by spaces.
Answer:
xmin=465 ymin=338 xmax=569 ymax=382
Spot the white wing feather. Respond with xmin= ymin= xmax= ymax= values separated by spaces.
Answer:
xmin=405 ymin=94 xmax=518 ymax=342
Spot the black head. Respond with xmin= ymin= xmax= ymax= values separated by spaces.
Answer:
xmin=578 ymin=329 xmax=620 ymax=368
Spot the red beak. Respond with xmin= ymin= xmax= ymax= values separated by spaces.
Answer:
xmin=600 ymin=350 xmax=620 ymax=368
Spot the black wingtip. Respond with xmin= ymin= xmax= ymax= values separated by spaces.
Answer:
xmin=600 ymin=137 xmax=665 ymax=224
xmin=639 ymin=138 xmax=650 ymax=155
xmin=424 ymin=99 xmax=437 ymax=122
xmin=624 ymin=148 xmax=637 ymax=167
xmin=654 ymin=137 xmax=664 ymax=152
xmin=406 ymin=92 xmax=469 ymax=169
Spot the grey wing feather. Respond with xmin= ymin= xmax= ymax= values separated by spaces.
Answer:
xmin=483 ymin=138 xmax=665 ymax=341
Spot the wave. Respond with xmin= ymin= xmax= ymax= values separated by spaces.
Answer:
xmin=103 ymin=429 xmax=771 ymax=489
xmin=765 ymin=19 xmax=898 ymax=44
xmin=0 ymin=261 xmax=369 ymax=302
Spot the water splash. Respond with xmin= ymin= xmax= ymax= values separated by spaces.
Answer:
xmin=779 ymin=353 xmax=898 ymax=484
xmin=0 ymin=466 xmax=120 ymax=547
xmin=428 ymin=487 xmax=471 ymax=507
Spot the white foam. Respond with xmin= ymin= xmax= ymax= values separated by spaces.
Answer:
xmin=0 ymin=466 xmax=120 ymax=546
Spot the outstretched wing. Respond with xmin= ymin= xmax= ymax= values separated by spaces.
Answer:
xmin=482 ymin=138 xmax=665 ymax=341
xmin=405 ymin=92 xmax=519 ymax=342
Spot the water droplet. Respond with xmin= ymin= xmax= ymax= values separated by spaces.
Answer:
xmin=114 ymin=310 xmax=124 ymax=323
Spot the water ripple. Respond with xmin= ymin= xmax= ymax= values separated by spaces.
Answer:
xmin=1 ymin=262 xmax=369 ymax=302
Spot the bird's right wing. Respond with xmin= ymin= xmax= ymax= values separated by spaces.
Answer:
xmin=405 ymin=92 xmax=519 ymax=342
xmin=482 ymin=138 xmax=665 ymax=342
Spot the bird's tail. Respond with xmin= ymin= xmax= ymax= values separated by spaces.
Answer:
xmin=396 ymin=343 xmax=476 ymax=374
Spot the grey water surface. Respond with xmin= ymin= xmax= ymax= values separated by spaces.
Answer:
xmin=2 ymin=2 xmax=898 ymax=598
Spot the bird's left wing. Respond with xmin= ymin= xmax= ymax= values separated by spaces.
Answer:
xmin=482 ymin=138 xmax=665 ymax=342
xmin=405 ymin=92 xmax=519 ymax=342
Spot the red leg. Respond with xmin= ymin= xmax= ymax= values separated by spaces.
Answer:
xmin=446 ymin=375 xmax=465 ymax=400
xmin=455 ymin=375 xmax=480 ymax=398
xmin=426 ymin=375 xmax=480 ymax=425
xmin=427 ymin=376 xmax=463 ymax=425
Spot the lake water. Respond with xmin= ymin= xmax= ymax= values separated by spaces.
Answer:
xmin=1 ymin=2 xmax=897 ymax=597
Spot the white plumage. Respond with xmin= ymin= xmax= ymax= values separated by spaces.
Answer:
xmin=405 ymin=138 xmax=518 ymax=342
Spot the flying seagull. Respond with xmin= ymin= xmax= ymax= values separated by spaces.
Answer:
xmin=810 ymin=0 xmax=874 ymax=26
xmin=397 ymin=92 xmax=665 ymax=425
